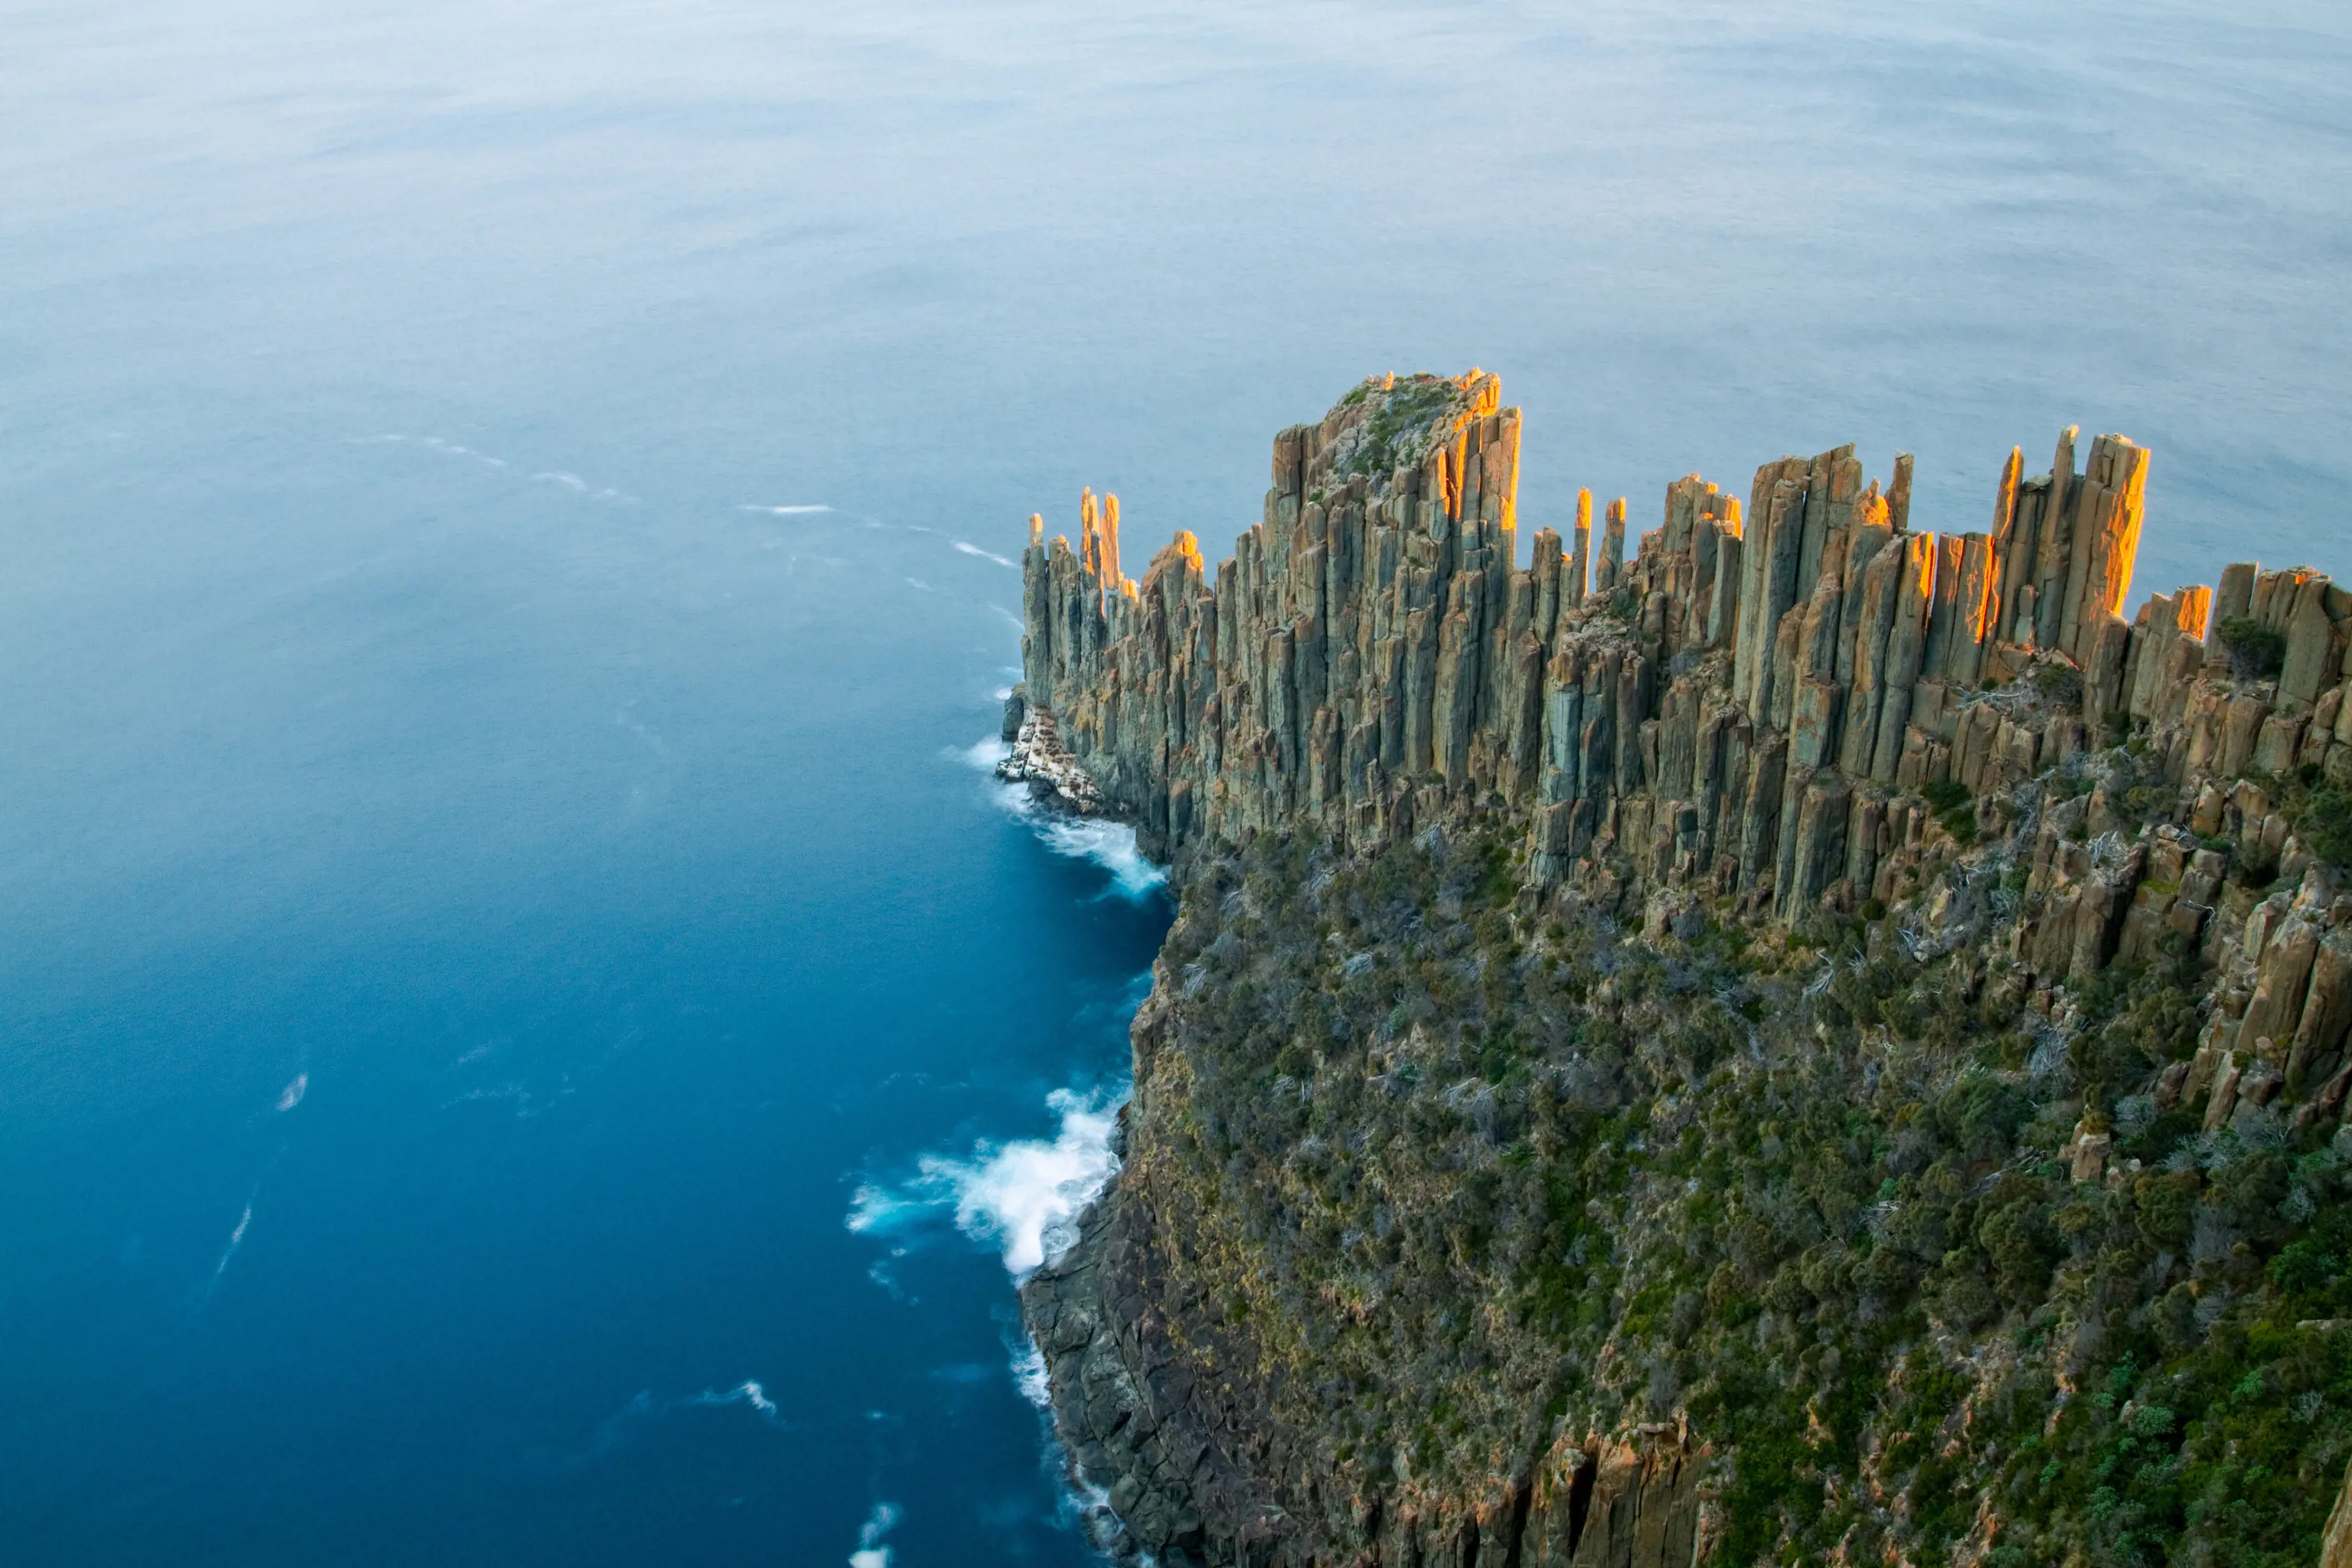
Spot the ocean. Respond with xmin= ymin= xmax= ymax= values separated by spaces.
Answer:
xmin=2 ymin=1 xmax=2347 ymax=1562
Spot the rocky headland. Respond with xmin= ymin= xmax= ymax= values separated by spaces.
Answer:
xmin=1003 ymin=372 xmax=2352 ymax=1568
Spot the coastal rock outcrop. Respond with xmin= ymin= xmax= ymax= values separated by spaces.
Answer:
xmin=1009 ymin=372 xmax=2352 ymax=1567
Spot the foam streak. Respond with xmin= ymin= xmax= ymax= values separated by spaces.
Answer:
xmin=955 ymin=541 xmax=1017 ymax=568
xmin=850 ymin=1501 xmax=901 ymax=1568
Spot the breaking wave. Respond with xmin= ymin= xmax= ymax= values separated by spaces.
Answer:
xmin=275 ymin=1072 xmax=308 ymax=1112
xmin=958 ymin=730 xmax=1168 ymax=899
xmin=1011 ymin=1338 xmax=1050 ymax=1409
xmin=740 ymin=502 xmax=832 ymax=515
xmin=847 ymin=1086 xmax=1124 ymax=1280
xmin=1018 ymin=805 xmax=1168 ymax=900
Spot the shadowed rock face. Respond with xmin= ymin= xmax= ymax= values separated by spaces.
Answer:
xmin=1021 ymin=1102 xmax=1706 ymax=1568
xmin=1008 ymin=373 xmax=2352 ymax=1566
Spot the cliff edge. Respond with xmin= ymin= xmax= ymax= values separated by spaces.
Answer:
xmin=1010 ymin=373 xmax=2352 ymax=1568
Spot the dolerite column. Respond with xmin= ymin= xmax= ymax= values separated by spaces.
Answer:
xmin=1988 ymin=445 xmax=2025 ymax=622
xmin=1568 ymin=488 xmax=1592 ymax=608
xmin=2067 ymin=435 xmax=2150 ymax=664
xmin=2059 ymin=436 xmax=2121 ymax=659
xmin=1708 ymin=521 xmax=1743 ymax=649
xmin=1432 ymin=572 xmax=1480 ymax=786
xmin=1869 ymin=534 xmax=1936 ymax=786
xmin=1532 ymin=528 xmax=1563 ymax=646
xmin=1598 ymin=498 xmax=1628 ymax=596
xmin=1736 ymin=733 xmax=1788 ymax=893
xmin=2282 ymin=578 xmax=2337 ymax=708
xmin=2032 ymin=426 xmax=2080 ymax=650
xmin=1540 ymin=647 xmax=1585 ymax=807
xmin=1948 ymin=532 xmax=1997 ymax=688
xmin=1736 ymin=459 xmax=1809 ymax=720
xmin=1080 ymin=488 xmax=1103 ymax=611
xmin=1099 ymin=492 xmax=1123 ymax=593
xmin=2207 ymin=563 xmax=2256 ymax=669
xmin=1922 ymin=531 xmax=1965 ymax=683
xmin=1838 ymin=537 xmax=1905 ymax=777
xmin=1023 ymin=514 xmax=1052 ymax=707
xmin=1833 ymin=491 xmax=1893 ymax=688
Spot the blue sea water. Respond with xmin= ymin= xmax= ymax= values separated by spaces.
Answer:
xmin=2 ymin=2 xmax=2349 ymax=1563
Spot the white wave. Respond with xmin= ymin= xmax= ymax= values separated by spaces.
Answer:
xmin=1034 ymin=812 xmax=1168 ymax=899
xmin=850 ymin=1501 xmax=901 ymax=1568
xmin=275 ymin=1072 xmax=308 ymax=1112
xmin=534 ymin=470 xmax=627 ymax=501
xmin=957 ymin=737 xmax=1011 ymax=771
xmin=989 ymin=782 xmax=1166 ymax=899
xmin=200 ymin=1189 xmax=259 ymax=1305
xmin=955 ymin=541 xmax=1017 ymax=569
xmin=941 ymin=1087 xmax=1121 ymax=1275
xmin=1012 ymin=1338 xmax=1050 ymax=1409
xmin=693 ymin=1380 xmax=785 ymax=1424
xmin=1059 ymin=1473 xmax=1119 ymax=1545
xmin=975 ymin=730 xmax=1168 ymax=899
xmin=740 ymin=502 xmax=832 ymax=515
xmin=849 ymin=1087 xmax=1123 ymax=1281
xmin=845 ymin=1182 xmax=931 ymax=1238
xmin=905 ymin=577 xmax=936 ymax=592
xmin=353 ymin=433 xmax=507 ymax=467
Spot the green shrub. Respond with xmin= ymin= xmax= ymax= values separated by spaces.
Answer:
xmin=2298 ymin=788 xmax=2352 ymax=867
xmin=2217 ymin=615 xmax=2286 ymax=680
xmin=1922 ymin=779 xmax=1971 ymax=814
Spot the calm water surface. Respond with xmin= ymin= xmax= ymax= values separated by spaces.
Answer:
xmin=4 ymin=2 xmax=2349 ymax=1563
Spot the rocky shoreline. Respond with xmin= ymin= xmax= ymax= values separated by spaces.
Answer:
xmin=997 ymin=691 xmax=1106 ymax=815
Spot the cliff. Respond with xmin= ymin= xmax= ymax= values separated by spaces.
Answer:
xmin=1008 ymin=373 xmax=2352 ymax=1568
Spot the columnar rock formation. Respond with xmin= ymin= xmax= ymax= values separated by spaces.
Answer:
xmin=1004 ymin=371 xmax=2352 ymax=1565
xmin=1009 ymin=370 xmax=2352 ymax=1127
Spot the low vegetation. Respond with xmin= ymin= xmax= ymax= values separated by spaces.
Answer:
xmin=1127 ymin=817 xmax=2352 ymax=1567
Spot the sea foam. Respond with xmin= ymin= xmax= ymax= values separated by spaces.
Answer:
xmin=847 ymin=1086 xmax=1123 ymax=1280
xmin=958 ymin=729 xmax=1169 ymax=898
xmin=849 ymin=1501 xmax=901 ymax=1568
xmin=1018 ymin=805 xmax=1168 ymax=900
xmin=692 ymin=1380 xmax=785 ymax=1423
xmin=959 ymin=737 xmax=1011 ymax=771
